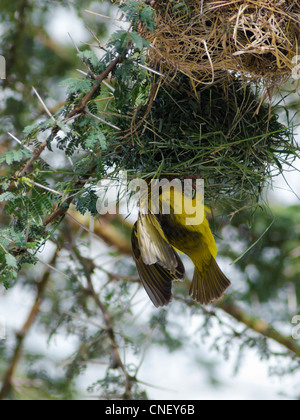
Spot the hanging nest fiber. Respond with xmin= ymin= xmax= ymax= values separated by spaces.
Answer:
xmin=140 ymin=0 xmax=300 ymax=86
xmin=108 ymin=75 xmax=296 ymax=210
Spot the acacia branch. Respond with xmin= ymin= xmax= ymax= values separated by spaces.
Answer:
xmin=65 ymin=55 xmax=121 ymax=120
xmin=16 ymin=141 xmax=48 ymax=178
xmin=218 ymin=302 xmax=300 ymax=357
xmin=0 ymin=250 xmax=58 ymax=400
xmin=75 ymin=251 xmax=133 ymax=399
xmin=67 ymin=210 xmax=133 ymax=256
xmin=87 ymin=277 xmax=133 ymax=398
xmin=43 ymin=196 xmax=74 ymax=226
xmin=74 ymin=215 xmax=300 ymax=359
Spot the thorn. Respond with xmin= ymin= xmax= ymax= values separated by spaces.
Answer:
xmin=68 ymin=32 xmax=80 ymax=53
xmin=32 ymin=87 xmax=56 ymax=122
xmin=85 ymin=109 xmax=121 ymax=131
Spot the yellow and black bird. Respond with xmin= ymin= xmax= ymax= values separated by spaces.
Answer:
xmin=131 ymin=187 xmax=231 ymax=307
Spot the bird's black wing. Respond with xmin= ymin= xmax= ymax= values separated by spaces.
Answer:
xmin=132 ymin=222 xmax=185 ymax=307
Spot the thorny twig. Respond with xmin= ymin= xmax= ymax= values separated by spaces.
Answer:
xmin=4 ymin=55 xmax=121 ymax=196
xmin=75 ymin=250 xmax=134 ymax=399
xmin=0 ymin=250 xmax=58 ymax=400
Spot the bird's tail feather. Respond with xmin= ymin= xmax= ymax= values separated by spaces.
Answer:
xmin=190 ymin=258 xmax=231 ymax=305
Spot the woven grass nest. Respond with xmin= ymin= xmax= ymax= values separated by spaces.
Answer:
xmin=109 ymin=75 xmax=296 ymax=210
xmin=140 ymin=0 xmax=300 ymax=86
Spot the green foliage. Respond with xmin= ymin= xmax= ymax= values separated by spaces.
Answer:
xmin=0 ymin=192 xmax=17 ymax=202
xmin=5 ymin=254 xmax=18 ymax=269
xmin=0 ymin=228 xmax=27 ymax=249
xmin=85 ymin=128 xmax=107 ymax=151
xmin=0 ymin=227 xmax=28 ymax=287
xmin=77 ymin=50 xmax=105 ymax=74
xmin=0 ymin=149 xmax=32 ymax=166
xmin=27 ymin=187 xmax=53 ymax=226
xmin=119 ymin=0 xmax=156 ymax=32
xmin=108 ymin=30 xmax=150 ymax=55
xmin=61 ymin=78 xmax=94 ymax=95
xmin=74 ymin=187 xmax=99 ymax=216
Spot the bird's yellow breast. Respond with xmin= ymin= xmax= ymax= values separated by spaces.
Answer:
xmin=158 ymin=188 xmax=218 ymax=259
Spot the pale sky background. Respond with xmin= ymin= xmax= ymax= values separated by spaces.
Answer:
xmin=0 ymin=2 xmax=299 ymax=401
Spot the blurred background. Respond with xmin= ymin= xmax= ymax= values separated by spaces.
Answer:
xmin=0 ymin=0 xmax=299 ymax=400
